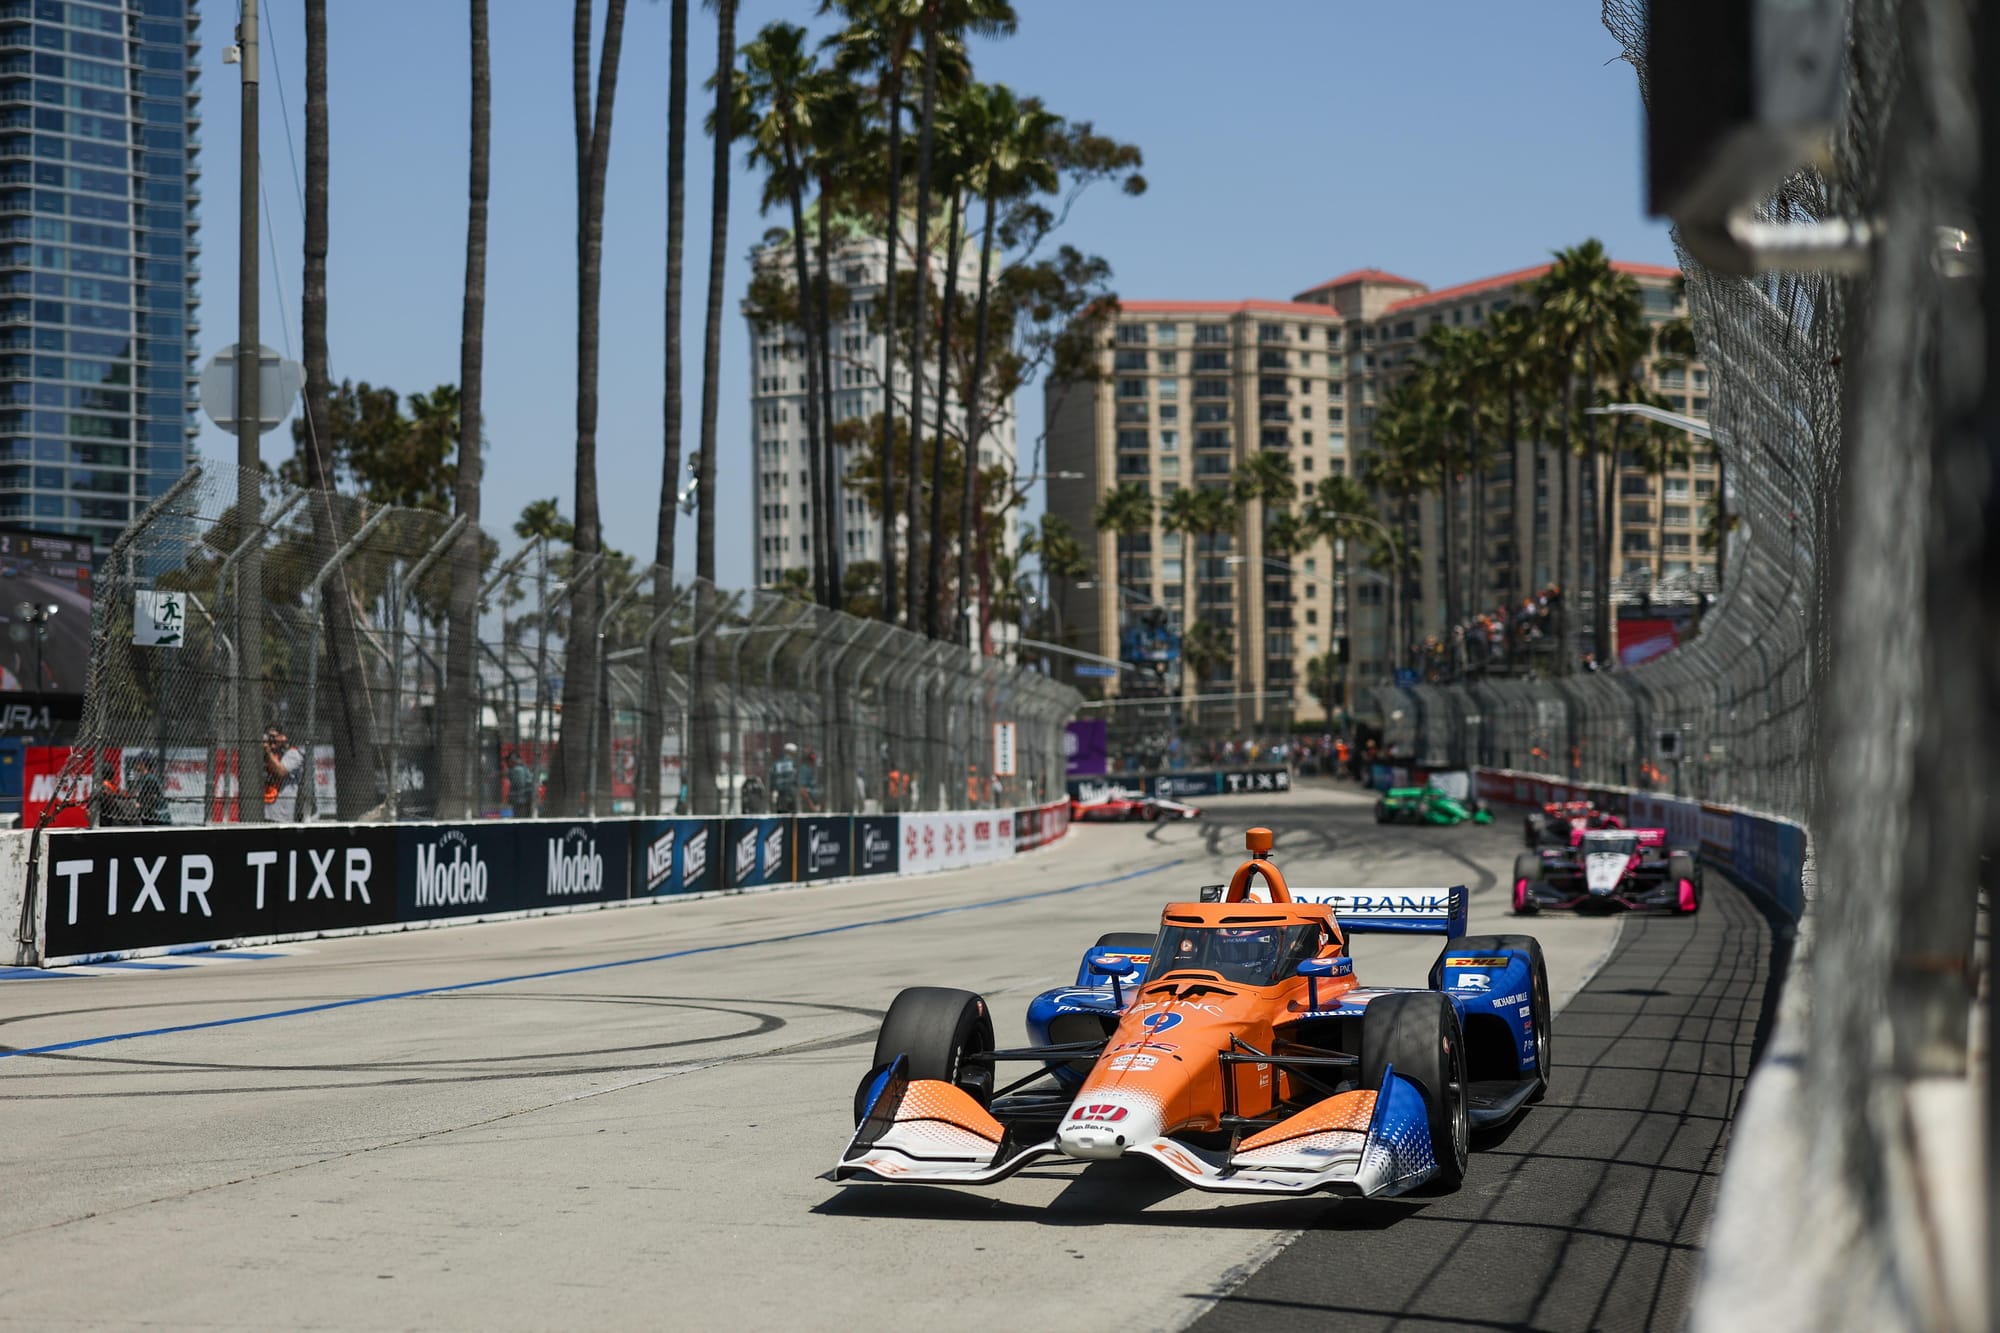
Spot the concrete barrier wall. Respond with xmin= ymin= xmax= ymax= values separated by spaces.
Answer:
xmin=20 ymin=800 xmax=1072 ymax=968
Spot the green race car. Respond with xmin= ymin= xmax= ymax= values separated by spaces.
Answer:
xmin=1374 ymin=785 xmax=1493 ymax=826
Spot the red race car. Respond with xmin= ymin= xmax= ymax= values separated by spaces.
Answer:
xmin=1513 ymin=827 xmax=1701 ymax=914
xmin=1071 ymin=787 xmax=1203 ymax=822
xmin=1522 ymin=799 xmax=1624 ymax=848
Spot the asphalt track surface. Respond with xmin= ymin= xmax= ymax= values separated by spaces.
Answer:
xmin=0 ymin=784 xmax=1770 ymax=1330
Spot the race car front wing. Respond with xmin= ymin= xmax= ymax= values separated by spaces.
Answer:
xmin=834 ymin=1057 xmax=1440 ymax=1198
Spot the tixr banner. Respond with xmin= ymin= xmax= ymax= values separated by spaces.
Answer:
xmin=43 ymin=823 xmax=398 ymax=959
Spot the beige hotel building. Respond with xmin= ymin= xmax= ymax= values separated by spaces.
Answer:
xmin=1044 ymin=260 xmax=1713 ymax=723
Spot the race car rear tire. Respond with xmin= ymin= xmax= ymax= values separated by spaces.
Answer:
xmin=1429 ymin=934 xmax=1552 ymax=1103
xmin=857 ymin=986 xmax=995 ymax=1124
xmin=1360 ymin=991 xmax=1469 ymax=1191
xmin=1668 ymin=852 xmax=1700 ymax=913
xmin=1094 ymin=931 xmax=1156 ymax=951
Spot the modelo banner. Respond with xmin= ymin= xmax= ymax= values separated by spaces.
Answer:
xmin=632 ymin=818 xmax=721 ymax=897
xmin=43 ymin=823 xmax=398 ymax=959
xmin=854 ymin=814 xmax=899 ymax=875
xmin=724 ymin=817 xmax=793 ymax=889
xmin=398 ymin=820 xmax=629 ymax=920
xmin=796 ymin=815 xmax=853 ymax=882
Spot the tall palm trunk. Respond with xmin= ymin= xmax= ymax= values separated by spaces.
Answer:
xmin=780 ymin=132 xmax=827 ymax=606
xmin=902 ymin=4 xmax=941 ymax=628
xmin=554 ymin=0 xmax=628 ymax=814
xmin=642 ymin=0 xmax=688 ymax=816
xmin=1470 ymin=408 xmax=1485 ymax=631
xmin=1439 ymin=437 xmax=1458 ymax=633
xmin=956 ymin=192 xmax=997 ymax=645
xmin=876 ymin=86 xmax=904 ymax=625
xmin=1550 ymin=379 xmax=1573 ymax=674
xmin=300 ymin=0 xmax=372 ymax=818
xmin=923 ymin=188 xmax=961 ymax=638
xmin=440 ymin=0 xmax=491 ymax=820
xmin=815 ymin=181 xmax=842 ymax=610
xmin=1595 ymin=398 xmax=1622 ymax=665
xmin=690 ymin=0 xmax=735 ymax=815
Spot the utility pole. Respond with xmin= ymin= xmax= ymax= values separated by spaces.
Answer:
xmin=230 ymin=1 xmax=263 ymax=814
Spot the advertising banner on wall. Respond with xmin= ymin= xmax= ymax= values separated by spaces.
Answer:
xmin=44 ymin=823 xmax=399 ymax=959
xmin=519 ymin=821 xmax=630 ymax=910
xmin=1064 ymin=719 xmax=1108 ymax=776
xmin=633 ymin=818 xmax=721 ymax=897
xmin=796 ymin=815 xmax=853 ymax=881
xmin=724 ymin=817 xmax=793 ymax=889
xmin=1218 ymin=768 xmax=1292 ymax=796
xmin=854 ymin=815 xmax=899 ymax=876
xmin=397 ymin=822 xmax=523 ymax=921
xmin=1012 ymin=805 xmax=1042 ymax=853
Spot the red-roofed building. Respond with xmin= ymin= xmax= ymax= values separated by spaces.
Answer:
xmin=1043 ymin=255 xmax=1710 ymax=723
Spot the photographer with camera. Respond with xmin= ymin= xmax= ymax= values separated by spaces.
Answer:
xmin=261 ymin=724 xmax=303 ymax=822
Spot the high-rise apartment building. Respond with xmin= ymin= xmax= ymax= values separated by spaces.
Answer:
xmin=0 ymin=0 xmax=201 ymax=550
xmin=1047 ymin=258 xmax=1710 ymax=723
xmin=747 ymin=231 xmax=1016 ymax=591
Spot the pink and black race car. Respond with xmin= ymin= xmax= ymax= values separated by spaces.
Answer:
xmin=1069 ymin=787 xmax=1203 ymax=822
xmin=1512 ymin=827 xmax=1700 ymax=915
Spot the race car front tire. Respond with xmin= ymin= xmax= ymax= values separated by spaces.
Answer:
xmin=1374 ymin=800 xmax=1390 ymax=824
xmin=857 ymin=986 xmax=996 ymax=1124
xmin=1430 ymin=934 xmax=1552 ymax=1103
xmin=1360 ymin=991 xmax=1470 ymax=1191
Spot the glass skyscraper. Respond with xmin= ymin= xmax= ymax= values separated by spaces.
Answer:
xmin=0 ymin=0 xmax=199 ymax=552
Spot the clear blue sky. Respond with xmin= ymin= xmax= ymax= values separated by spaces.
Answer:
xmin=193 ymin=0 xmax=1672 ymax=587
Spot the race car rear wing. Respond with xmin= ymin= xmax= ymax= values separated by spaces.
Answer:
xmin=1200 ymin=883 xmax=1469 ymax=938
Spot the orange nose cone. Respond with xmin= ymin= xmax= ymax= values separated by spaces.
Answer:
xmin=1245 ymin=826 xmax=1274 ymax=856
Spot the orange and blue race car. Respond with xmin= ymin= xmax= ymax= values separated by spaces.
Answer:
xmin=836 ymin=828 xmax=1551 ymax=1199
xmin=1513 ymin=826 xmax=1701 ymax=915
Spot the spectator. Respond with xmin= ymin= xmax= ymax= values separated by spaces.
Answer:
xmin=507 ymin=752 xmax=536 ymax=819
xmin=262 ymin=724 xmax=303 ymax=822
xmin=127 ymin=752 xmax=168 ymax=825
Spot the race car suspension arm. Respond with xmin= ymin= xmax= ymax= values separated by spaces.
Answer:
xmin=966 ymin=1041 xmax=1108 ymax=1101
xmin=1218 ymin=1035 xmax=1360 ymax=1118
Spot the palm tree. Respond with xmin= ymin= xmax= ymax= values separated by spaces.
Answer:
xmin=1305 ymin=473 xmax=1383 ymax=689
xmin=1091 ymin=481 xmax=1153 ymax=612
xmin=735 ymin=22 xmax=831 ymax=603
xmin=1366 ymin=397 xmax=1435 ymax=668
xmin=1487 ymin=304 xmax=1539 ymax=605
xmin=439 ymin=0 xmax=490 ymax=819
xmin=298 ymin=0 xmax=376 ymax=818
xmin=808 ymin=83 xmax=867 ymax=613
xmin=1019 ymin=512 xmax=1086 ymax=642
xmin=823 ymin=0 xmax=925 ymax=626
xmin=922 ymin=91 xmax=971 ymax=637
xmin=954 ymin=83 xmax=1058 ymax=641
xmin=902 ymin=0 xmax=1018 ymax=629
xmin=1537 ymin=240 xmax=1644 ymax=669
xmin=1159 ymin=486 xmax=1203 ymax=631
xmin=641 ymin=0 xmax=689 ymax=816
xmin=553 ymin=0 xmax=630 ymax=813
xmin=692 ymin=0 xmax=738 ymax=815
xmin=1182 ymin=619 xmax=1233 ymax=694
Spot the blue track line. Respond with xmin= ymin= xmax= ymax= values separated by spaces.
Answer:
xmin=0 ymin=857 xmax=1186 ymax=1061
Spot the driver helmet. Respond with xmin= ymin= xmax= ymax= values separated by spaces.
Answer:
xmin=1211 ymin=926 xmax=1281 ymax=975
